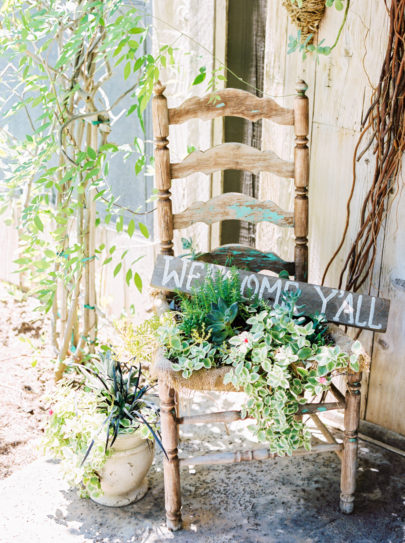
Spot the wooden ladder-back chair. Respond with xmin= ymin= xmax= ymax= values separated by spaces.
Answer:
xmin=151 ymin=80 xmax=369 ymax=531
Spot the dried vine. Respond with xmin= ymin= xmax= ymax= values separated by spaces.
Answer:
xmin=322 ymin=0 xmax=405 ymax=293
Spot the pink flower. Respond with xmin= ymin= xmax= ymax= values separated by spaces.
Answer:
xmin=243 ymin=337 xmax=249 ymax=343
xmin=49 ymin=409 xmax=54 ymax=416
xmin=317 ymin=377 xmax=327 ymax=384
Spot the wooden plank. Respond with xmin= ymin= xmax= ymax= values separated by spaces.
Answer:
xmin=168 ymin=88 xmax=294 ymax=125
xmin=179 ymin=443 xmax=343 ymax=466
xmin=197 ymin=244 xmax=295 ymax=275
xmin=173 ymin=193 xmax=294 ymax=230
xmin=171 ymin=143 xmax=294 ymax=179
xmin=150 ymin=256 xmax=390 ymax=331
xmin=366 ymin=162 xmax=405 ymax=435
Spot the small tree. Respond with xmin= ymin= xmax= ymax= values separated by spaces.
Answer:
xmin=0 ymin=0 xmax=175 ymax=376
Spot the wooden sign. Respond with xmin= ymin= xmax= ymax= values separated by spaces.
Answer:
xmin=151 ymin=255 xmax=390 ymax=332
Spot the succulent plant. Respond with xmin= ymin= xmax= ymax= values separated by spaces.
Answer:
xmin=206 ymin=297 xmax=239 ymax=344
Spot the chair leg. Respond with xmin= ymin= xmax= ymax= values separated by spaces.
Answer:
xmin=159 ymin=380 xmax=182 ymax=531
xmin=340 ymin=372 xmax=362 ymax=514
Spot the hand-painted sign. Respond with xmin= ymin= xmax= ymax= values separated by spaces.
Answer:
xmin=151 ymin=255 xmax=390 ymax=332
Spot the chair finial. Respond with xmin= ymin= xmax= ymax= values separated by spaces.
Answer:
xmin=154 ymin=80 xmax=166 ymax=96
xmin=296 ymin=79 xmax=308 ymax=96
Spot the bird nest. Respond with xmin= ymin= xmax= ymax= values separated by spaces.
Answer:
xmin=282 ymin=0 xmax=326 ymax=43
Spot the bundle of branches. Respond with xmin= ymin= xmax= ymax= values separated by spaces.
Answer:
xmin=323 ymin=0 xmax=405 ymax=293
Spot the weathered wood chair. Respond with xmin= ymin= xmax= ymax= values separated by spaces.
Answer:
xmin=151 ymin=80 xmax=387 ymax=531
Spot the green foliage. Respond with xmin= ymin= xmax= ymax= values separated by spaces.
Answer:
xmin=223 ymin=291 xmax=362 ymax=456
xmin=159 ymin=273 xmax=363 ymax=456
xmin=0 ymin=0 xmax=160 ymax=311
xmin=180 ymin=237 xmax=201 ymax=259
xmin=0 ymin=1 xmax=221 ymax=363
xmin=176 ymin=268 xmax=242 ymax=336
xmin=42 ymin=385 xmax=111 ymax=498
xmin=42 ymin=350 xmax=163 ymax=496
xmin=116 ymin=312 xmax=175 ymax=378
xmin=287 ymin=31 xmax=332 ymax=59
xmin=206 ymin=298 xmax=239 ymax=344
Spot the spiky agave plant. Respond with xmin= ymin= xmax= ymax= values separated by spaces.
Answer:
xmin=78 ymin=350 xmax=167 ymax=465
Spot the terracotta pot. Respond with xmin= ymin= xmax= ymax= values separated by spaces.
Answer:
xmin=90 ymin=433 xmax=154 ymax=507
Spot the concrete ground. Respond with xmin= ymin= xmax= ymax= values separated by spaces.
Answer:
xmin=0 ymin=392 xmax=404 ymax=543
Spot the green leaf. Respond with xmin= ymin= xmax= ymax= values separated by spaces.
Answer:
xmin=138 ymin=222 xmax=149 ymax=238
xmin=134 ymin=272 xmax=142 ymax=293
xmin=116 ymin=215 xmax=124 ymax=233
xmin=34 ymin=215 xmax=44 ymax=231
xmin=125 ymin=268 xmax=132 ymax=286
xmin=192 ymin=72 xmax=206 ymax=86
xmin=298 ymin=347 xmax=312 ymax=360
xmin=124 ymin=61 xmax=131 ymax=80
xmin=87 ymin=146 xmax=97 ymax=160
xmin=129 ymin=27 xmax=145 ymax=34
xmin=296 ymin=367 xmax=308 ymax=377
xmin=127 ymin=219 xmax=135 ymax=237
xmin=113 ymin=263 xmax=122 ymax=277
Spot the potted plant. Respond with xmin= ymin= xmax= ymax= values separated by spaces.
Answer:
xmin=157 ymin=270 xmax=367 ymax=457
xmin=43 ymin=350 xmax=166 ymax=506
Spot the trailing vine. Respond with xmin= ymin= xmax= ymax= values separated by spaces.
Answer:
xmin=322 ymin=0 xmax=405 ymax=294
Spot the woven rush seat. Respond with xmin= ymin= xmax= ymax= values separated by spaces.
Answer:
xmin=152 ymin=323 xmax=369 ymax=393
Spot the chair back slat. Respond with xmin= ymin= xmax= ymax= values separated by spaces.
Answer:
xmin=196 ymin=244 xmax=295 ymax=275
xmin=171 ymin=143 xmax=294 ymax=179
xmin=173 ymin=193 xmax=293 ymax=230
xmin=152 ymin=80 xmax=310 ymax=280
xmin=168 ymin=88 xmax=294 ymax=126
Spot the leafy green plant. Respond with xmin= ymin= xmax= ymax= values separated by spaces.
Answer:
xmin=159 ymin=273 xmax=364 ymax=456
xmin=77 ymin=351 xmax=166 ymax=462
xmin=42 ymin=384 xmax=111 ymax=498
xmin=0 ymin=1 xmax=220 ymax=375
xmin=115 ymin=312 xmax=175 ymax=379
xmin=223 ymin=291 xmax=363 ymax=456
xmin=176 ymin=268 xmax=243 ymax=336
xmin=157 ymin=269 xmax=244 ymax=377
xmin=43 ymin=350 xmax=164 ymax=497
xmin=206 ymin=298 xmax=239 ymax=344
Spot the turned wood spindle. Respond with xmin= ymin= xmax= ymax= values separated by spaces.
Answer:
xmin=158 ymin=381 xmax=182 ymax=531
xmin=340 ymin=372 xmax=362 ymax=514
xmin=152 ymin=81 xmax=173 ymax=255
xmin=293 ymin=80 xmax=309 ymax=282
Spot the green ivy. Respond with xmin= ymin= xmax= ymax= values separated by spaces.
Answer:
xmin=159 ymin=277 xmax=363 ymax=456
xmin=223 ymin=292 xmax=362 ymax=456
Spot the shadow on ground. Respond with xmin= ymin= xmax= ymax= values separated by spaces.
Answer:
xmin=1 ymin=392 xmax=404 ymax=543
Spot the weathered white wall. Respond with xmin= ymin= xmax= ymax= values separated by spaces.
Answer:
xmin=152 ymin=0 xmax=226 ymax=256
xmin=260 ymin=1 xmax=404 ymax=435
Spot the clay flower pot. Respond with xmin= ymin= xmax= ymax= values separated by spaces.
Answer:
xmin=90 ymin=432 xmax=154 ymax=507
